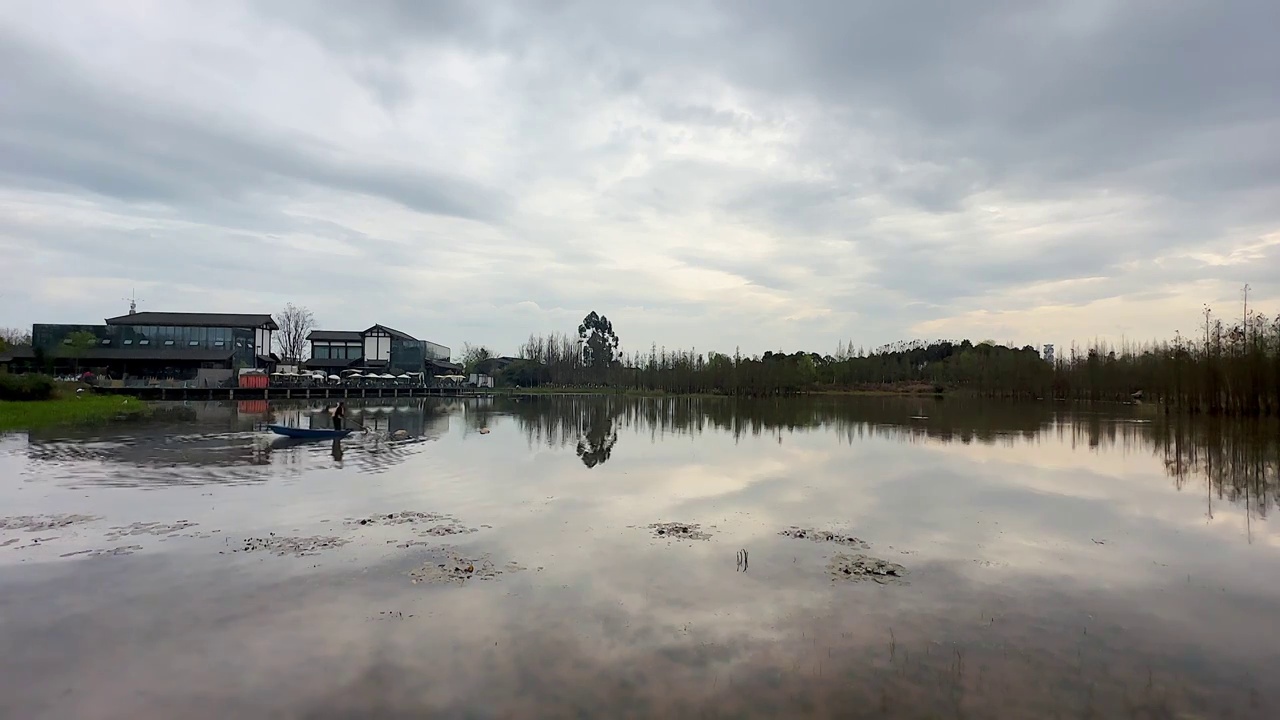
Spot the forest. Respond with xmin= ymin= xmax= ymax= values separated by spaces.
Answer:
xmin=478 ymin=298 xmax=1280 ymax=417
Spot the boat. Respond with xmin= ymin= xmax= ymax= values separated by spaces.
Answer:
xmin=266 ymin=424 xmax=353 ymax=440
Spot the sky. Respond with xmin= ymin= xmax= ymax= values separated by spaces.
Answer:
xmin=1 ymin=0 xmax=1277 ymax=359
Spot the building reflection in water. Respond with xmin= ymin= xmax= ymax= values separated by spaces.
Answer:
xmin=15 ymin=395 xmax=1279 ymax=517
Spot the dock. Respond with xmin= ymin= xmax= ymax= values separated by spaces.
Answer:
xmin=95 ymin=385 xmax=482 ymax=402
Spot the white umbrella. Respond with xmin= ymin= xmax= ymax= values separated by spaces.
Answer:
xmin=380 ymin=373 xmax=395 ymax=379
xmin=396 ymin=374 xmax=409 ymax=379
xmin=271 ymin=371 xmax=285 ymax=376
xmin=347 ymin=372 xmax=364 ymax=378
xmin=327 ymin=374 xmax=340 ymax=381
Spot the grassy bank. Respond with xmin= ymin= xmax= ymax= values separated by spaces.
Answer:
xmin=0 ymin=393 xmax=151 ymax=431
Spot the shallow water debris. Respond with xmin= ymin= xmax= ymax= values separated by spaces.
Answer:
xmin=648 ymin=522 xmax=712 ymax=541
xmin=234 ymin=535 xmax=350 ymax=557
xmin=0 ymin=514 xmax=100 ymax=533
xmin=348 ymin=511 xmax=477 ymax=536
xmin=60 ymin=545 xmax=143 ymax=558
xmin=104 ymin=520 xmax=199 ymax=541
xmin=827 ymin=553 xmax=907 ymax=584
xmin=407 ymin=552 xmax=524 ymax=584
xmin=780 ymin=527 xmax=871 ymax=549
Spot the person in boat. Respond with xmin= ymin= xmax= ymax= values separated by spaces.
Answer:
xmin=332 ymin=402 xmax=346 ymax=431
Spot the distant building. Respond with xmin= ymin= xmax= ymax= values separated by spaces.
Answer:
xmin=3 ymin=311 xmax=277 ymax=380
xmin=1042 ymin=344 xmax=1055 ymax=365
xmin=305 ymin=324 xmax=460 ymax=376
xmin=475 ymin=356 xmax=520 ymax=375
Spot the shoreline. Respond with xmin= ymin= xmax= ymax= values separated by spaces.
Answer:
xmin=0 ymin=395 xmax=151 ymax=432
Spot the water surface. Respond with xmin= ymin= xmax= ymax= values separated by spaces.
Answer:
xmin=1 ymin=396 xmax=1276 ymax=718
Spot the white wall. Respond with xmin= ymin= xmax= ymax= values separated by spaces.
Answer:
xmin=254 ymin=328 xmax=272 ymax=355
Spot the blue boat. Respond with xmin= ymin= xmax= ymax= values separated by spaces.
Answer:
xmin=267 ymin=424 xmax=353 ymax=440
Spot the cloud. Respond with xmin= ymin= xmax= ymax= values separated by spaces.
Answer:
xmin=0 ymin=0 xmax=1277 ymax=356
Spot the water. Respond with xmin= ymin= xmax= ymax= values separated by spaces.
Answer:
xmin=0 ymin=395 xmax=1276 ymax=719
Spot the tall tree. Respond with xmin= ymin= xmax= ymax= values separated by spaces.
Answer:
xmin=65 ymin=331 xmax=98 ymax=374
xmin=460 ymin=342 xmax=494 ymax=374
xmin=577 ymin=311 xmax=620 ymax=375
xmin=274 ymin=304 xmax=315 ymax=361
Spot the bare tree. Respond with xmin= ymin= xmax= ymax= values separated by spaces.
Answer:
xmin=0 ymin=327 xmax=31 ymax=350
xmin=274 ymin=304 xmax=315 ymax=361
xmin=460 ymin=342 xmax=494 ymax=374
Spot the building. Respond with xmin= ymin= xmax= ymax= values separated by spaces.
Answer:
xmin=2 ymin=311 xmax=278 ymax=382
xmin=305 ymin=324 xmax=460 ymax=376
xmin=475 ymin=356 xmax=520 ymax=375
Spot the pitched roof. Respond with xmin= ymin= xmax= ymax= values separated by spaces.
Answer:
xmin=363 ymin=324 xmax=417 ymax=341
xmin=105 ymin=312 xmax=279 ymax=329
xmin=307 ymin=330 xmax=363 ymax=342
xmin=0 ymin=345 xmax=31 ymax=362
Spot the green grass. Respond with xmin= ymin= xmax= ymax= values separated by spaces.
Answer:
xmin=0 ymin=394 xmax=152 ymax=431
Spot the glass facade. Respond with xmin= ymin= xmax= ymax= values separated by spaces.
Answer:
xmin=311 ymin=342 xmax=362 ymax=360
xmin=113 ymin=325 xmax=239 ymax=347
xmin=389 ymin=338 xmax=425 ymax=374
xmin=32 ymin=324 xmax=109 ymax=349
xmin=32 ymin=323 xmax=264 ymax=369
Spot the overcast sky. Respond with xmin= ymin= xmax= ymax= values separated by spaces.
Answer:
xmin=2 ymin=1 xmax=1277 ymax=357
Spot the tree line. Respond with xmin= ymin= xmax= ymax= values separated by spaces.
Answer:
xmin=485 ymin=298 xmax=1280 ymax=416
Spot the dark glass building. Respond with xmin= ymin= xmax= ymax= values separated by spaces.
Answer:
xmin=6 ymin=312 xmax=277 ymax=380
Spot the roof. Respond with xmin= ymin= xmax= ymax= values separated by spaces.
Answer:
xmin=362 ymin=324 xmax=417 ymax=341
xmin=0 ymin=345 xmax=31 ymax=363
xmin=429 ymin=359 xmax=464 ymax=372
xmin=105 ymin=312 xmax=279 ymax=330
xmin=308 ymin=330 xmax=363 ymax=342
xmin=1 ymin=346 xmax=235 ymax=362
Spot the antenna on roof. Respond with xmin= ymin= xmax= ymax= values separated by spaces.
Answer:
xmin=122 ymin=289 xmax=144 ymax=315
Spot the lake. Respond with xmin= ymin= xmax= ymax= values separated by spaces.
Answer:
xmin=0 ymin=395 xmax=1276 ymax=719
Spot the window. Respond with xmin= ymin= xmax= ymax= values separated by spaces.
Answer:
xmin=101 ymin=339 xmax=111 ymax=345
xmin=123 ymin=340 xmax=133 ymax=346
xmin=140 ymin=339 xmax=150 ymax=345
xmin=214 ymin=341 xmax=224 ymax=347
xmin=164 ymin=340 xmax=175 ymax=346
xmin=189 ymin=341 xmax=199 ymax=346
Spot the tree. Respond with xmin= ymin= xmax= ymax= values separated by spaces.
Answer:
xmin=460 ymin=342 xmax=494 ymax=374
xmin=274 ymin=303 xmax=315 ymax=361
xmin=576 ymin=406 xmax=619 ymax=468
xmin=65 ymin=331 xmax=98 ymax=375
xmin=577 ymin=311 xmax=620 ymax=376
xmin=1 ymin=327 xmax=31 ymax=351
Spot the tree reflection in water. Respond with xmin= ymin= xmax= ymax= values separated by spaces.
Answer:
xmin=575 ymin=404 xmax=619 ymax=468
xmin=500 ymin=394 xmax=1279 ymax=517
